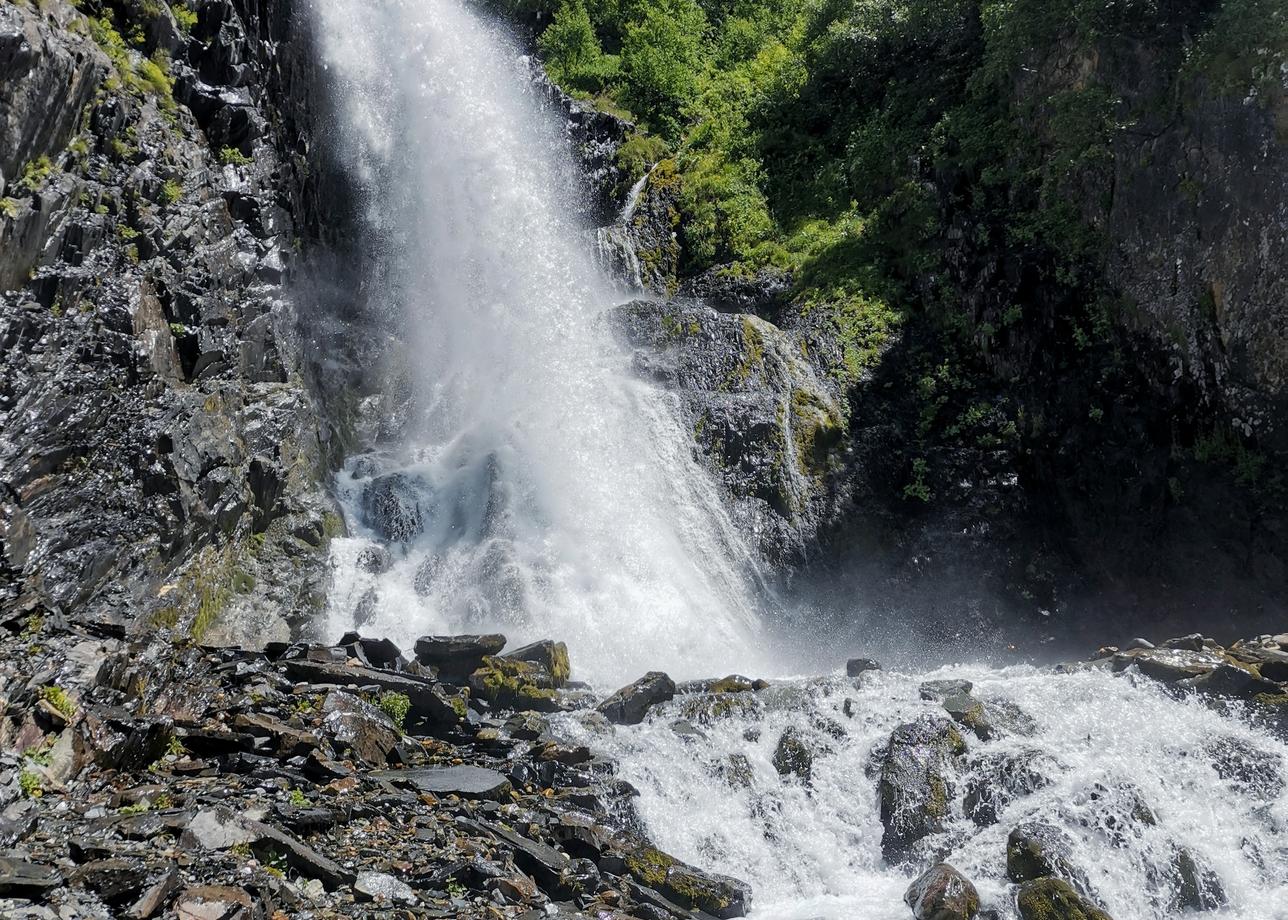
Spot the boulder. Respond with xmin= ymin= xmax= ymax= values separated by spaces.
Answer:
xmin=505 ymin=639 xmax=571 ymax=687
xmin=469 ymin=656 xmax=561 ymax=712
xmin=598 ymin=672 xmax=676 ymax=725
xmin=963 ymin=751 xmax=1052 ymax=826
xmin=1015 ymin=878 xmax=1113 ymax=920
xmin=1111 ymin=647 xmax=1227 ymax=683
xmin=70 ymin=858 xmax=148 ymax=906
xmin=1204 ymin=735 xmax=1284 ymax=798
xmin=942 ymin=693 xmax=1036 ymax=741
xmin=878 ymin=717 xmax=966 ymax=858
xmin=283 ymin=659 xmax=465 ymax=725
xmin=414 ymin=633 xmax=507 ymax=679
xmin=1007 ymin=823 xmax=1089 ymax=894
xmin=772 ymin=728 xmax=813 ymax=782
xmin=847 ymin=658 xmax=882 ymax=677
xmin=360 ymin=473 xmax=424 ymax=543
xmin=321 ymin=690 xmax=400 ymax=767
xmin=616 ymin=839 xmax=751 ymax=919
xmin=1177 ymin=663 xmax=1282 ymax=699
xmin=920 ymin=680 xmax=973 ymax=701
xmin=1170 ymin=847 xmax=1226 ymax=912
xmin=904 ymin=863 xmax=980 ymax=920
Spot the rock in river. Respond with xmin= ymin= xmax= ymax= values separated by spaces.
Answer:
xmin=599 ymin=671 xmax=677 ymax=725
xmin=904 ymin=863 xmax=980 ymax=920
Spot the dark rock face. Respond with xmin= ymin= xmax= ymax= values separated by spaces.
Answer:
xmin=360 ymin=473 xmax=424 ymax=543
xmin=877 ymin=716 xmax=966 ymax=859
xmin=963 ymin=751 xmax=1053 ymax=827
xmin=0 ymin=0 xmax=341 ymax=642
xmin=610 ymin=299 xmax=846 ymax=565
xmin=904 ymin=863 xmax=980 ymax=920
xmin=598 ymin=671 xmax=677 ymax=726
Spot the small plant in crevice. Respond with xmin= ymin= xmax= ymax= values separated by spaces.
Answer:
xmin=378 ymin=691 xmax=411 ymax=731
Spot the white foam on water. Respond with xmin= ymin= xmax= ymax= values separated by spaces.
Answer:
xmin=560 ymin=665 xmax=1288 ymax=919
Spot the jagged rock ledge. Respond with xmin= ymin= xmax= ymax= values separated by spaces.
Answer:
xmin=0 ymin=621 xmax=749 ymax=919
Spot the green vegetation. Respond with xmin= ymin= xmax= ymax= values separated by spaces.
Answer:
xmin=288 ymin=787 xmax=309 ymax=807
xmin=19 ymin=770 xmax=42 ymax=799
xmin=39 ymin=686 xmax=77 ymax=721
xmin=377 ymin=691 xmax=412 ymax=730
xmin=160 ymin=178 xmax=182 ymax=204
xmin=15 ymin=155 xmax=55 ymax=193
xmin=219 ymin=146 xmax=253 ymax=166
xmin=172 ymin=3 xmax=199 ymax=33
xmin=0 ymin=198 xmax=19 ymax=219
xmin=522 ymin=0 xmax=1283 ymax=503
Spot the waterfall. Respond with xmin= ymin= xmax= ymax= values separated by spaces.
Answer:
xmin=310 ymin=0 xmax=767 ymax=684
xmin=561 ymin=665 xmax=1288 ymax=919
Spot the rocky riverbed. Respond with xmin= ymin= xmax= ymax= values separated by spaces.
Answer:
xmin=2 ymin=613 xmax=1285 ymax=919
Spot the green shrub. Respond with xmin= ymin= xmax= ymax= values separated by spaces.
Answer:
xmin=219 ymin=146 xmax=252 ymax=166
xmin=40 ymin=686 xmax=77 ymax=720
xmin=378 ymin=692 xmax=411 ymax=730
xmin=160 ymin=178 xmax=182 ymax=204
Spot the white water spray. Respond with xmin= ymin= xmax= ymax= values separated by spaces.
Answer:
xmin=562 ymin=666 xmax=1288 ymax=919
xmin=311 ymin=0 xmax=767 ymax=683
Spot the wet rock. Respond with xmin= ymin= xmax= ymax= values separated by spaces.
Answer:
xmin=1204 ymin=735 xmax=1285 ymax=798
xmin=598 ymin=672 xmax=676 ymax=725
xmin=1007 ymin=823 xmax=1089 ymax=894
xmin=321 ymin=690 xmax=400 ymax=766
xmin=904 ymin=863 xmax=980 ymax=920
xmin=677 ymin=674 xmax=760 ymax=694
xmin=963 ymin=751 xmax=1052 ymax=826
xmin=372 ymin=765 xmax=512 ymax=800
xmin=0 ymin=858 xmax=63 ymax=898
xmin=504 ymin=710 xmax=551 ymax=741
xmin=772 ymin=727 xmax=813 ymax=782
xmin=1016 ymin=878 xmax=1113 ymax=920
xmin=354 ymin=870 xmax=417 ymax=904
xmin=182 ymin=806 xmax=352 ymax=888
xmin=1170 ymin=847 xmax=1226 ymax=912
xmin=1177 ymin=663 xmax=1282 ymax=699
xmin=415 ymin=633 xmax=507 ymax=678
xmin=942 ymin=693 xmax=1036 ymax=741
xmin=505 ymin=639 xmax=571 ymax=687
xmin=616 ymin=839 xmax=751 ymax=919
xmin=230 ymin=712 xmax=318 ymax=758
xmin=469 ymin=656 xmax=561 ymax=712
xmin=878 ymin=717 xmax=966 ymax=858
xmin=847 ymin=657 xmax=882 ymax=676
xmin=1111 ymin=647 xmax=1227 ymax=682
xmin=920 ymin=680 xmax=973 ymax=701
xmin=361 ymin=472 xmax=424 ymax=542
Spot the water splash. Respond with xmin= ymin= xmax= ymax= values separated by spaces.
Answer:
xmin=310 ymin=0 xmax=767 ymax=683
xmin=561 ymin=666 xmax=1288 ymax=919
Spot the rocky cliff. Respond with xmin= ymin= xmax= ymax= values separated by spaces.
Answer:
xmin=0 ymin=0 xmax=345 ymax=645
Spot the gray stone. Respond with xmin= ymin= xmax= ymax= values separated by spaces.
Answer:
xmin=354 ymin=870 xmax=416 ymax=904
xmin=321 ymin=690 xmax=399 ymax=766
xmin=846 ymin=658 xmax=882 ymax=676
xmin=372 ymin=766 xmax=512 ymax=800
xmin=877 ymin=717 xmax=965 ymax=859
xmin=598 ymin=671 xmax=676 ymax=725
xmin=904 ymin=863 xmax=980 ymax=920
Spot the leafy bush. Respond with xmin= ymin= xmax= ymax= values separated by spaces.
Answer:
xmin=378 ymin=692 xmax=411 ymax=730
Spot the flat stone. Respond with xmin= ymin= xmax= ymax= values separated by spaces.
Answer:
xmin=0 ymin=858 xmax=63 ymax=898
xmin=70 ymin=857 xmax=148 ymax=905
xmin=174 ymin=885 xmax=253 ymax=920
xmin=414 ymin=634 xmax=506 ymax=671
xmin=283 ymin=659 xmax=461 ymax=724
xmin=372 ymin=765 xmax=512 ymax=800
xmin=126 ymin=866 xmax=181 ymax=919
xmin=354 ymin=870 xmax=417 ymax=904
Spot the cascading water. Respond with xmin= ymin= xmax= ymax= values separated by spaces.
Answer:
xmin=560 ymin=666 xmax=1288 ymax=919
xmin=311 ymin=0 xmax=768 ymax=684
xmin=309 ymin=5 xmax=1287 ymax=919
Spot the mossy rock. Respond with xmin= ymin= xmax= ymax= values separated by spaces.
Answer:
xmin=621 ymin=841 xmax=749 ymax=919
xmin=1016 ymin=878 xmax=1113 ymax=920
xmin=504 ymin=639 xmax=572 ymax=687
xmin=468 ymin=656 xmax=560 ymax=712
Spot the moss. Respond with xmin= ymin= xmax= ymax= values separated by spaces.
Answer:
xmin=219 ymin=146 xmax=252 ymax=166
xmin=789 ymin=386 xmax=843 ymax=475
xmin=15 ymin=155 xmax=55 ymax=193
xmin=378 ymin=691 xmax=411 ymax=730
xmin=1016 ymin=878 xmax=1112 ymax=920
xmin=725 ymin=315 xmax=766 ymax=388
xmin=288 ymin=787 xmax=308 ymax=807
xmin=172 ymin=4 xmax=198 ymax=33
xmin=39 ymin=686 xmax=77 ymax=720
xmin=321 ymin=512 xmax=345 ymax=539
xmin=624 ymin=846 xmax=675 ymax=887
xmin=0 ymin=197 xmax=19 ymax=219
xmin=469 ymin=656 xmax=558 ymax=710
xmin=159 ymin=178 xmax=182 ymax=204
xmin=19 ymin=770 xmax=42 ymax=799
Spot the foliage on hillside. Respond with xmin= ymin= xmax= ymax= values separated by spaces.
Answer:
xmin=515 ymin=0 xmax=1286 ymax=503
